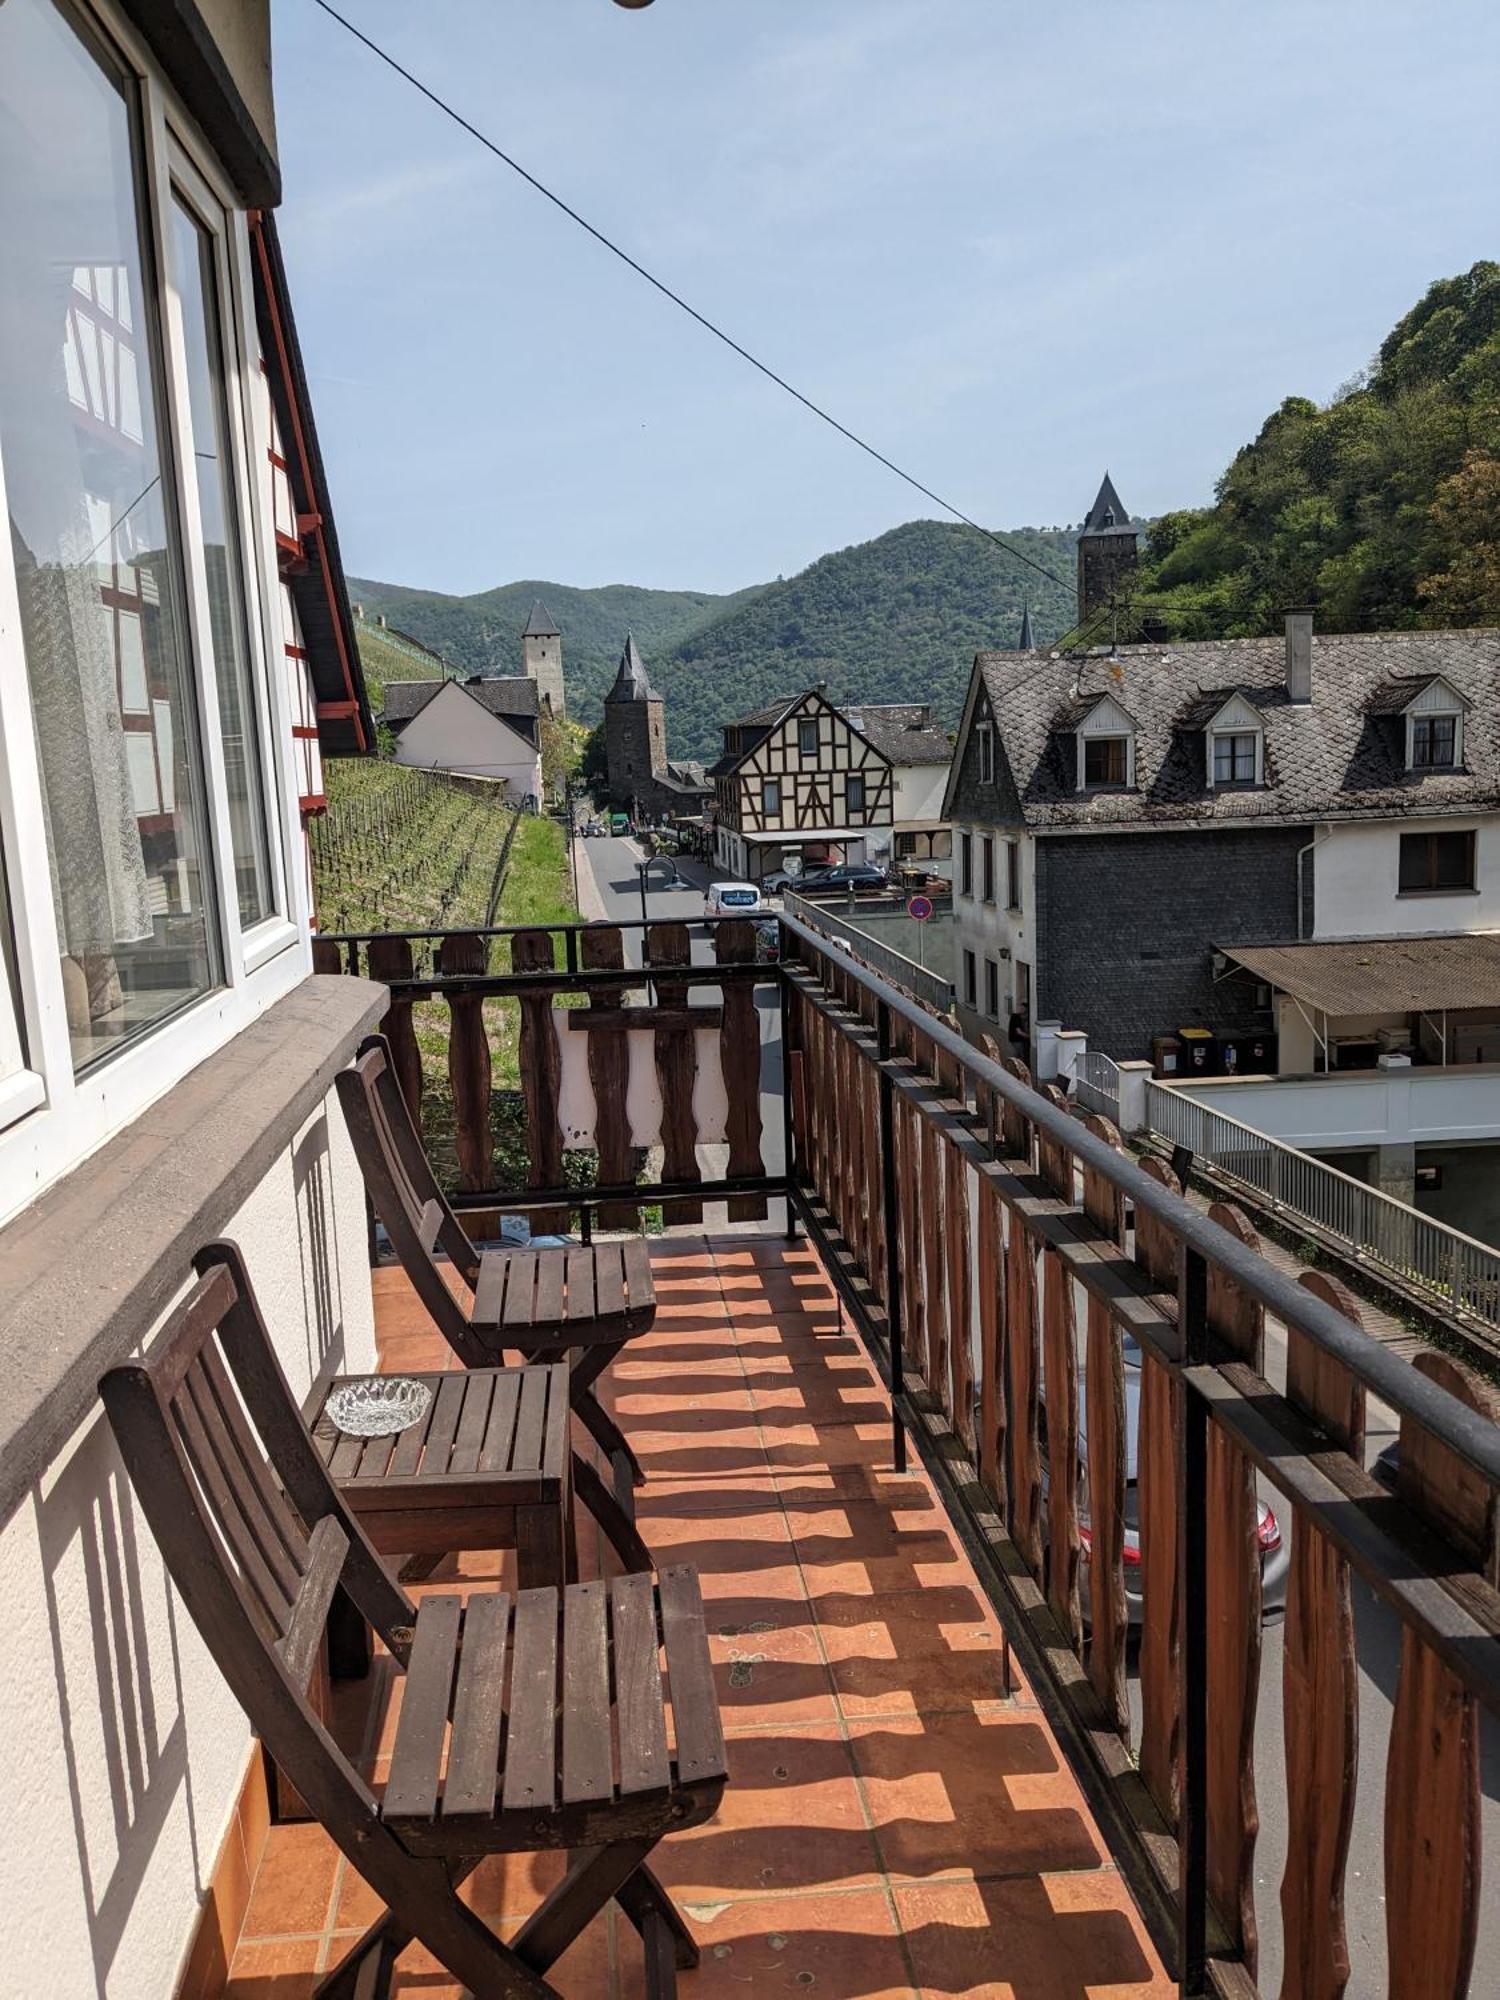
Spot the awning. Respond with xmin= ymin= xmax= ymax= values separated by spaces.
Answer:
xmin=1219 ymin=933 xmax=1500 ymax=1016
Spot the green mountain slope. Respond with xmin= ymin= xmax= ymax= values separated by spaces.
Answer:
xmin=1136 ymin=261 xmax=1500 ymax=637
xmin=347 ymin=574 xmax=762 ymax=725
xmin=352 ymin=518 xmax=1076 ymax=763
xmin=654 ymin=519 xmax=1076 ymax=758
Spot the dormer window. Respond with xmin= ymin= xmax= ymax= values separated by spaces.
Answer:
xmin=1198 ymin=690 xmax=1264 ymax=790
xmin=1083 ymin=736 xmax=1129 ymax=787
xmin=1213 ymin=733 xmax=1257 ymax=784
xmin=1072 ymin=692 xmax=1137 ymax=791
xmin=1411 ymin=712 xmax=1460 ymax=771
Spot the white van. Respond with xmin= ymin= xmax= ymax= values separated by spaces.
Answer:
xmin=703 ymin=881 xmax=764 ymax=919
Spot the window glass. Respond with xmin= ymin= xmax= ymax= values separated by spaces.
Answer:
xmin=978 ymin=721 xmax=994 ymax=784
xmin=1213 ymin=732 xmax=1257 ymax=784
xmin=982 ymin=835 xmax=995 ymax=902
xmin=1084 ymin=736 xmax=1128 ymax=786
xmin=963 ymin=950 xmax=976 ymax=1006
xmin=985 ymin=958 xmax=999 ymax=1018
xmin=1006 ymin=839 xmax=1020 ymax=909
xmin=170 ymin=192 xmax=275 ymax=927
xmin=1411 ymin=714 xmax=1457 ymax=770
xmin=798 ymin=718 xmax=818 ymax=758
xmin=762 ymin=778 xmax=780 ymax=815
xmin=847 ymin=774 xmax=865 ymax=815
xmin=1399 ymin=829 xmax=1475 ymax=893
xmin=959 ymin=830 xmax=973 ymax=896
xmin=0 ymin=0 xmax=219 ymax=1070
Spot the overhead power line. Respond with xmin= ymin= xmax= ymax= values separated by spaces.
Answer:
xmin=308 ymin=0 xmax=1079 ymax=601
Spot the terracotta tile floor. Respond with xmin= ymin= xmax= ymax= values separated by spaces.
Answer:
xmin=221 ymin=1235 xmax=1171 ymax=1999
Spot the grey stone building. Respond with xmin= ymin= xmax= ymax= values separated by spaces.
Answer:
xmin=942 ymin=614 xmax=1500 ymax=1083
xmin=521 ymin=599 xmax=565 ymax=716
xmin=602 ymin=633 xmax=709 ymax=820
xmin=1076 ymin=472 xmax=1138 ymax=628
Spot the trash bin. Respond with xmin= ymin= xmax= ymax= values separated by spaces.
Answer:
xmin=1178 ymin=1026 xmax=1220 ymax=1077
xmin=1151 ymin=1033 xmax=1183 ymax=1078
xmin=1220 ymin=1031 xmax=1276 ymax=1075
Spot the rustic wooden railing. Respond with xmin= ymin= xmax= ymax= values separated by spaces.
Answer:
xmin=314 ymin=919 xmax=777 ymax=1228
xmin=778 ymin=911 xmax=1500 ymax=2000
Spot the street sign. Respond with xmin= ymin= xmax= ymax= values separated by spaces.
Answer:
xmin=907 ymin=894 xmax=934 ymax=921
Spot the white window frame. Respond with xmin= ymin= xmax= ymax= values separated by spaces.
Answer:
xmin=1078 ymin=733 xmax=1133 ymax=790
xmin=797 ymin=717 xmax=818 ymax=759
xmin=0 ymin=0 xmax=310 ymax=1218
xmin=761 ymin=777 xmax=780 ymax=817
xmin=1407 ymin=709 xmax=1462 ymax=773
xmin=846 ymin=772 xmax=866 ymax=817
xmin=977 ymin=719 xmax=995 ymax=785
xmin=1209 ymin=728 xmax=1262 ymax=788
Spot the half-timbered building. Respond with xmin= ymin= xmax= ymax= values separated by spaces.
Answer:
xmin=708 ymin=686 xmax=950 ymax=881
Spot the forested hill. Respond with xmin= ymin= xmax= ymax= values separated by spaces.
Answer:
xmin=345 ymin=575 xmax=765 ymax=722
xmin=353 ymin=518 xmax=1077 ymax=761
xmin=654 ymin=519 xmax=1076 ymax=758
xmin=1137 ymin=261 xmax=1500 ymax=638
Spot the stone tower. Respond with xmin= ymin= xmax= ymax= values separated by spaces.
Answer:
xmin=1076 ymin=472 xmax=1138 ymax=628
xmin=522 ymin=599 xmax=564 ymax=715
xmin=603 ymin=632 xmax=668 ymax=814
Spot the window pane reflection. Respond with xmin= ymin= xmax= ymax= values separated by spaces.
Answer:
xmin=172 ymin=194 xmax=275 ymax=928
xmin=0 ymin=0 xmax=219 ymax=1070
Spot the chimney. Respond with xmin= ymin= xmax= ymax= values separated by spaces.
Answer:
xmin=1285 ymin=609 xmax=1313 ymax=702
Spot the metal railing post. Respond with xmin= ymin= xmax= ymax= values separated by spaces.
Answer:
xmin=1177 ymin=1244 xmax=1210 ymax=1997
xmin=779 ymin=964 xmax=798 ymax=1242
xmin=876 ymin=995 xmax=907 ymax=1474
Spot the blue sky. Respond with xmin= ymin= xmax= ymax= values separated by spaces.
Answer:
xmin=271 ymin=0 xmax=1500 ymax=597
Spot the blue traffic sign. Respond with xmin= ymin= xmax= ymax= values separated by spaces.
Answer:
xmin=907 ymin=894 xmax=934 ymax=921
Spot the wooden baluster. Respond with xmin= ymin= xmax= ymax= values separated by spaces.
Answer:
xmin=863 ymin=1051 xmax=885 ymax=1306
xmin=1133 ymin=1152 xmax=1183 ymax=1825
xmin=1081 ymin=1113 xmax=1129 ymax=1734
xmin=439 ymin=932 xmax=492 ymax=1193
xmin=367 ymin=935 xmax=421 ymax=1126
xmin=647 ymin=922 xmax=701 ymax=1223
xmin=1035 ymin=1080 xmax=1073 ymax=1200
xmin=976 ymin=1172 xmax=1008 ymax=1514
xmin=944 ymin=1137 xmax=975 ymax=1446
xmin=581 ymin=925 xmax=637 ymax=1230
xmin=1201 ymin=1201 xmax=1267 ymax=1979
xmin=1001 ymin=1056 xmax=1034 ymax=1166
xmin=1384 ymin=1348 xmax=1498 ymax=1997
xmin=714 ymin=921 xmax=767 ymax=1221
xmin=1042 ymin=1243 xmax=1081 ymax=1648
xmin=1006 ymin=1212 xmax=1043 ymax=1575
xmin=510 ymin=928 xmax=567 ymax=1233
xmin=893 ymin=1020 xmax=925 ymax=1383
xmin=917 ymin=1055 xmax=949 ymax=1402
xmin=1280 ymin=1269 xmax=1366 ymax=2000
xmin=311 ymin=936 xmax=342 ymax=974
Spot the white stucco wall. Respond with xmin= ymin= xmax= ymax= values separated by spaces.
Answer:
xmin=892 ymin=764 xmax=948 ymax=827
xmin=395 ymin=684 xmax=542 ymax=802
xmin=952 ymin=820 xmax=1034 ymax=1033
xmin=1311 ymin=815 xmax=1500 ymax=938
xmin=0 ymin=1089 xmax=375 ymax=2000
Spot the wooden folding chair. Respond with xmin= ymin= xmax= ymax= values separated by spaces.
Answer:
xmin=100 ymin=1242 xmax=727 ymax=2000
xmin=336 ymin=1035 xmax=658 ymax=1570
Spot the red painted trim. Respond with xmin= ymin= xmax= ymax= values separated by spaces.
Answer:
xmin=299 ymin=795 xmax=328 ymax=816
xmin=291 ymin=724 xmax=320 ymax=740
xmin=316 ymin=700 xmax=358 ymax=719
xmin=249 ymin=210 xmax=369 ymax=753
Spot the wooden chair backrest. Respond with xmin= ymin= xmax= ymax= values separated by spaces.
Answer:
xmin=336 ymin=1037 xmax=492 ymax=1368
xmin=99 ymin=1242 xmax=416 ymax=1830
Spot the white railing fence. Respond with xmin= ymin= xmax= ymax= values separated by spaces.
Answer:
xmin=1074 ymin=1049 xmax=1122 ymax=1120
xmin=1145 ymin=1081 xmax=1500 ymax=1334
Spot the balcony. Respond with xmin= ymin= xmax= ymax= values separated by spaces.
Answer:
xmin=219 ymin=1237 xmax=1170 ymax=1995
xmin=9 ymin=913 xmax=1500 ymax=1998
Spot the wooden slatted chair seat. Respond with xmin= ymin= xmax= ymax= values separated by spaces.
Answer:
xmin=336 ymin=1036 xmax=659 ymax=1570
xmin=99 ymin=1244 xmax=727 ymax=2000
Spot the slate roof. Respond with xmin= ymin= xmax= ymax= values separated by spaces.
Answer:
xmin=847 ymin=703 xmax=953 ymax=766
xmin=523 ymin=600 xmax=560 ymax=638
xmin=1080 ymin=472 xmax=1135 ymax=539
xmin=382 ymin=675 xmax=540 ymax=742
xmin=968 ymin=628 xmax=1500 ymax=831
xmin=606 ymin=633 xmax=658 ymax=703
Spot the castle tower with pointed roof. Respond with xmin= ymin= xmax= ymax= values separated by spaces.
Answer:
xmin=1076 ymin=472 xmax=1138 ymax=628
xmin=521 ymin=599 xmax=564 ymax=715
xmin=604 ymin=632 xmax=669 ymax=815
xmin=1017 ymin=598 xmax=1035 ymax=650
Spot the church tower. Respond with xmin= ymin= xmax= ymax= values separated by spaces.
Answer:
xmin=603 ymin=632 xmax=668 ymax=815
xmin=522 ymin=600 xmax=565 ymax=715
xmin=1076 ymin=473 xmax=1138 ymax=628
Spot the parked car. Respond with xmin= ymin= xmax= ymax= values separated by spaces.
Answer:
xmin=1039 ymin=1330 xmax=1288 ymax=1626
xmin=789 ymin=862 xmax=889 ymax=895
xmin=754 ymin=917 xmax=780 ymax=963
xmin=704 ymin=881 xmax=765 ymax=919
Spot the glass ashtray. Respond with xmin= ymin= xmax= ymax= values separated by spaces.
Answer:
xmin=326 ymin=1376 xmax=432 ymax=1438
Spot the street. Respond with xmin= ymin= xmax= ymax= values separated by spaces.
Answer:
xmin=573 ymin=830 xmax=787 ymax=1213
